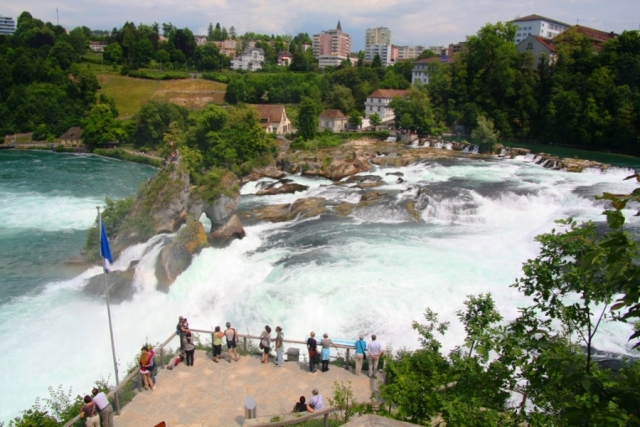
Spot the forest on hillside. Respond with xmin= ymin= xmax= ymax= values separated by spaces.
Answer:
xmin=1 ymin=11 xmax=639 ymax=154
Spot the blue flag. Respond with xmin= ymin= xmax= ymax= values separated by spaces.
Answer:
xmin=100 ymin=219 xmax=113 ymax=272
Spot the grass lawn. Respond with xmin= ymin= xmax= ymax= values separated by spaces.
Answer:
xmin=97 ymin=74 xmax=227 ymax=119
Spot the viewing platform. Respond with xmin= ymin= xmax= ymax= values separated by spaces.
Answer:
xmin=113 ymin=349 xmax=380 ymax=426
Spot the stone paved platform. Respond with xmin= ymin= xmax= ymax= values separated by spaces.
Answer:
xmin=114 ymin=350 xmax=381 ymax=427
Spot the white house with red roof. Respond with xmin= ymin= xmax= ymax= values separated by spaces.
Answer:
xmin=517 ymin=35 xmax=558 ymax=67
xmin=252 ymin=104 xmax=292 ymax=135
xmin=364 ymin=89 xmax=409 ymax=122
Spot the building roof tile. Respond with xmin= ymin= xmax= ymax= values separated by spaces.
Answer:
xmin=368 ymin=89 xmax=410 ymax=99
xmin=319 ymin=109 xmax=347 ymax=119
xmin=511 ymin=14 xmax=571 ymax=28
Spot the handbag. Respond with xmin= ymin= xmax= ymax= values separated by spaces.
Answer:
xmin=259 ymin=342 xmax=265 ymax=349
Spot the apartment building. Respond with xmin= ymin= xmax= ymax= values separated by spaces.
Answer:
xmin=512 ymin=14 xmax=570 ymax=44
xmin=313 ymin=21 xmax=351 ymax=68
xmin=395 ymin=45 xmax=427 ymax=60
xmin=0 ymin=15 xmax=15 ymax=35
xmin=365 ymin=27 xmax=392 ymax=48
xmin=365 ymin=44 xmax=393 ymax=66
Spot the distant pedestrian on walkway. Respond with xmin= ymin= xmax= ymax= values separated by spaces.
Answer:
xmin=354 ymin=334 xmax=367 ymax=376
xmin=225 ymin=322 xmax=239 ymax=362
xmin=185 ymin=332 xmax=196 ymax=366
xmin=91 ymin=388 xmax=113 ymax=427
xmin=145 ymin=344 xmax=157 ymax=384
xmin=139 ymin=347 xmax=154 ymax=390
xmin=309 ymin=388 xmax=324 ymax=411
xmin=212 ymin=326 xmax=224 ymax=362
xmin=79 ymin=395 xmax=100 ymax=427
xmin=320 ymin=333 xmax=338 ymax=372
xmin=274 ymin=326 xmax=284 ymax=367
xmin=176 ymin=316 xmax=184 ymax=349
xmin=260 ymin=325 xmax=272 ymax=363
xmin=306 ymin=332 xmax=318 ymax=373
xmin=368 ymin=334 xmax=383 ymax=378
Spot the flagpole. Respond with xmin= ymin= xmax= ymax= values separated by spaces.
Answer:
xmin=97 ymin=207 xmax=121 ymax=413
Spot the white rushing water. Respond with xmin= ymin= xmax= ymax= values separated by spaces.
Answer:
xmin=1 ymin=155 xmax=639 ymax=422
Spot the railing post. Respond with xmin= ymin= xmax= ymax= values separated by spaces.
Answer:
xmin=345 ymin=348 xmax=350 ymax=370
xmin=160 ymin=348 xmax=164 ymax=370
xmin=324 ymin=413 xmax=329 ymax=427
xmin=244 ymin=336 xmax=247 ymax=353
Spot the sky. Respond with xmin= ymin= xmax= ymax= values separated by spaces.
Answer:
xmin=5 ymin=0 xmax=640 ymax=50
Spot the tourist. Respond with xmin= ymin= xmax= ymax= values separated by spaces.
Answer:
xmin=260 ymin=325 xmax=272 ymax=364
xmin=320 ymin=333 xmax=338 ymax=372
xmin=79 ymin=395 xmax=100 ymax=427
xmin=294 ymin=396 xmax=311 ymax=413
xmin=139 ymin=347 xmax=154 ymax=390
xmin=309 ymin=388 xmax=324 ymax=411
xmin=212 ymin=325 xmax=224 ymax=363
xmin=91 ymin=388 xmax=113 ymax=427
xmin=185 ymin=332 xmax=196 ymax=366
xmin=307 ymin=332 xmax=318 ymax=373
xmin=176 ymin=316 xmax=184 ymax=349
xmin=225 ymin=321 xmax=240 ymax=362
xmin=180 ymin=318 xmax=190 ymax=350
xmin=146 ymin=344 xmax=157 ymax=384
xmin=274 ymin=326 xmax=284 ymax=367
xmin=368 ymin=334 xmax=383 ymax=379
xmin=354 ymin=334 xmax=367 ymax=376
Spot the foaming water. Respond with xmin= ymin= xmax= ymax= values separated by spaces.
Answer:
xmin=1 ymin=152 xmax=640 ymax=423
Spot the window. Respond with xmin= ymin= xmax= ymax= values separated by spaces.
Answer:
xmin=377 ymin=106 xmax=381 ymax=112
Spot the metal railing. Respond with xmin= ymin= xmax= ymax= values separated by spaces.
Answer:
xmin=63 ymin=332 xmax=177 ymax=427
xmin=62 ymin=329 xmax=357 ymax=427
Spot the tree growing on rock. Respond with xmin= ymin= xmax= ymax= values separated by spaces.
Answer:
xmin=470 ymin=114 xmax=500 ymax=153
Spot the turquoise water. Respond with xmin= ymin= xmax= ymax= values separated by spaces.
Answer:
xmin=2 ymin=148 xmax=640 ymax=423
xmin=0 ymin=150 xmax=156 ymax=301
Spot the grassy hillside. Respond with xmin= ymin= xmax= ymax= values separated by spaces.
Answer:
xmin=96 ymin=74 xmax=227 ymax=119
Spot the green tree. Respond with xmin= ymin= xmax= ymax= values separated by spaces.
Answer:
xmin=369 ymin=112 xmax=381 ymax=128
xmin=470 ymin=114 xmax=500 ymax=153
xmin=68 ymin=27 xmax=87 ymax=55
xmin=371 ymin=53 xmax=383 ymax=69
xmin=81 ymin=103 xmax=126 ymax=145
xmin=388 ymin=87 xmax=437 ymax=134
xmin=133 ymin=101 xmax=189 ymax=148
xmin=325 ymin=85 xmax=355 ymax=114
xmin=348 ymin=110 xmax=362 ymax=129
xmin=48 ymin=41 xmax=75 ymax=70
xmin=297 ymin=97 xmax=320 ymax=140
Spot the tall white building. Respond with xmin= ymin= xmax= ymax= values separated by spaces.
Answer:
xmin=0 ymin=15 xmax=16 ymax=36
xmin=365 ymin=44 xmax=392 ymax=66
xmin=512 ymin=14 xmax=570 ymax=44
xmin=365 ymin=27 xmax=391 ymax=48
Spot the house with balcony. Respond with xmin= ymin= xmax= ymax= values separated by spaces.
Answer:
xmin=231 ymin=47 xmax=264 ymax=71
xmin=364 ymin=89 xmax=409 ymax=122
xmin=318 ymin=109 xmax=348 ymax=133
xmin=253 ymin=105 xmax=292 ymax=135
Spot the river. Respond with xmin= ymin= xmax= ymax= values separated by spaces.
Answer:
xmin=0 ymin=148 xmax=639 ymax=423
